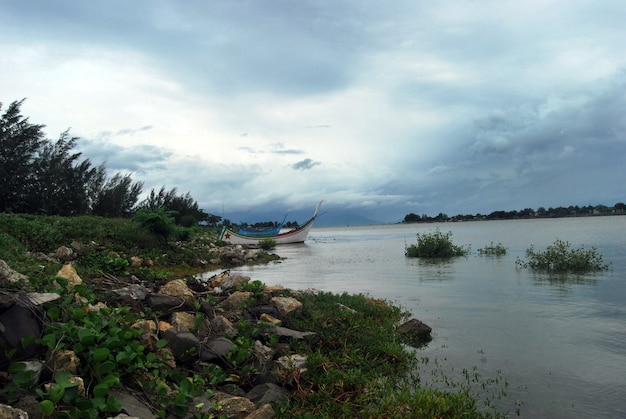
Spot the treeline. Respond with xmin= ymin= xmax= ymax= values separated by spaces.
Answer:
xmin=403 ymin=203 xmax=626 ymax=223
xmin=0 ymin=99 xmax=218 ymax=227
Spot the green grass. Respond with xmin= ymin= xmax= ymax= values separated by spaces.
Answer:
xmin=275 ymin=292 xmax=506 ymax=418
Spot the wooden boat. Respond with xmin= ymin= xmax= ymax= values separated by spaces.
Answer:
xmin=219 ymin=201 xmax=323 ymax=245
xmin=236 ymin=213 xmax=287 ymax=236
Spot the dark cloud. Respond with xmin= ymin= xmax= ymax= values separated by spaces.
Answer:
xmin=292 ymin=158 xmax=321 ymax=171
xmin=76 ymin=137 xmax=174 ymax=173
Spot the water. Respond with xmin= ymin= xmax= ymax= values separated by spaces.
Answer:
xmin=202 ymin=217 xmax=626 ymax=418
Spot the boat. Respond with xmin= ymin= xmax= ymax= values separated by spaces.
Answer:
xmin=219 ymin=201 xmax=323 ymax=245
xmin=236 ymin=213 xmax=288 ymax=236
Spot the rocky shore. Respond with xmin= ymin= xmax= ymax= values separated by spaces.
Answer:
xmin=0 ymin=244 xmax=432 ymax=418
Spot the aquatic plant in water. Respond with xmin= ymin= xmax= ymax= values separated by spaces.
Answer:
xmin=515 ymin=239 xmax=610 ymax=273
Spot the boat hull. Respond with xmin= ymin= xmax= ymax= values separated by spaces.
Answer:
xmin=218 ymin=201 xmax=322 ymax=246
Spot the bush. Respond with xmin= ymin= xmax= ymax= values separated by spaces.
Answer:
xmin=132 ymin=208 xmax=176 ymax=241
xmin=477 ymin=242 xmax=507 ymax=256
xmin=515 ymin=239 xmax=610 ymax=273
xmin=405 ymin=229 xmax=469 ymax=258
xmin=258 ymin=238 xmax=276 ymax=250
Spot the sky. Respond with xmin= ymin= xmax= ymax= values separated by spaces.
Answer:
xmin=1 ymin=0 xmax=625 ymax=224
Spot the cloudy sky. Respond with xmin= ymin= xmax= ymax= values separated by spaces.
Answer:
xmin=1 ymin=0 xmax=624 ymax=223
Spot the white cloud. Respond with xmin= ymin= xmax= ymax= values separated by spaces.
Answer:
xmin=1 ymin=0 xmax=625 ymax=222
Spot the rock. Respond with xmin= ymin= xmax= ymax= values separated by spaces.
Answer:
xmin=0 ymin=303 xmax=44 ymax=368
xmin=46 ymin=349 xmax=81 ymax=375
xmin=0 ymin=260 xmax=28 ymax=284
xmin=0 ymin=403 xmax=29 ymax=418
xmin=246 ymin=383 xmax=288 ymax=407
xmin=218 ymin=273 xmax=250 ymax=291
xmin=211 ymin=392 xmax=256 ymax=418
xmin=55 ymin=263 xmax=82 ymax=287
xmin=146 ymin=294 xmax=192 ymax=313
xmin=247 ymin=304 xmax=281 ymax=320
xmin=170 ymin=311 xmax=197 ymax=332
xmin=12 ymin=395 xmax=43 ymax=419
xmin=199 ymin=337 xmax=235 ymax=362
xmin=209 ymin=315 xmax=238 ymax=338
xmin=397 ymin=318 xmax=432 ymax=346
xmin=259 ymin=313 xmax=281 ymax=325
xmin=198 ymin=299 xmax=216 ymax=318
xmin=276 ymin=354 xmax=307 ymax=371
xmin=270 ymin=297 xmax=302 ymax=317
xmin=131 ymin=320 xmax=159 ymax=351
xmin=19 ymin=360 xmax=44 ymax=386
xmin=158 ymin=279 xmax=195 ymax=302
xmin=268 ymin=325 xmax=317 ymax=342
xmin=245 ymin=403 xmax=276 ymax=419
xmin=162 ymin=328 xmax=199 ymax=361
xmin=275 ymin=354 xmax=307 ymax=382
xmin=53 ymin=246 xmax=75 ymax=262
xmin=109 ymin=389 xmax=156 ymax=419
xmin=43 ymin=375 xmax=85 ymax=397
xmin=113 ymin=283 xmax=150 ymax=300
xmin=336 ymin=303 xmax=357 ymax=313
xmin=69 ymin=240 xmax=88 ymax=256
xmin=219 ymin=291 xmax=252 ymax=310
xmin=252 ymin=340 xmax=273 ymax=372
xmin=262 ymin=286 xmax=285 ymax=300
xmin=130 ymin=256 xmax=143 ymax=267
xmin=24 ymin=293 xmax=60 ymax=305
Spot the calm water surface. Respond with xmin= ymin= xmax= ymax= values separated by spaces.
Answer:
xmin=206 ymin=217 xmax=626 ymax=418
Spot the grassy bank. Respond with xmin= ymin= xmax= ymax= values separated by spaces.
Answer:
xmin=0 ymin=214 xmax=507 ymax=418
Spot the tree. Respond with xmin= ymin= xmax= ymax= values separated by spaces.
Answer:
xmin=26 ymin=130 xmax=103 ymax=215
xmin=92 ymin=173 xmax=143 ymax=217
xmin=138 ymin=186 xmax=208 ymax=226
xmin=403 ymin=213 xmax=420 ymax=223
xmin=0 ymin=99 xmax=46 ymax=212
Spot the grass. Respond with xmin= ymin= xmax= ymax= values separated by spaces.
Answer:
xmin=275 ymin=291 xmax=506 ymax=418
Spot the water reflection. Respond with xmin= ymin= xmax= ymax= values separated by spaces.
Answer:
xmin=530 ymin=272 xmax=599 ymax=288
xmin=407 ymin=258 xmax=458 ymax=282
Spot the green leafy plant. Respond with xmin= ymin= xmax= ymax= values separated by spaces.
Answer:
xmin=258 ymin=238 xmax=276 ymax=250
xmin=477 ymin=242 xmax=507 ymax=256
xmin=132 ymin=208 xmax=177 ymax=241
xmin=515 ymin=239 xmax=610 ymax=273
xmin=405 ymin=229 xmax=469 ymax=258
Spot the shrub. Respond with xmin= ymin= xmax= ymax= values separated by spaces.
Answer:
xmin=405 ymin=229 xmax=469 ymax=258
xmin=132 ymin=208 xmax=176 ymax=241
xmin=478 ymin=242 xmax=507 ymax=256
xmin=515 ymin=239 xmax=610 ymax=273
xmin=258 ymin=238 xmax=276 ymax=250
